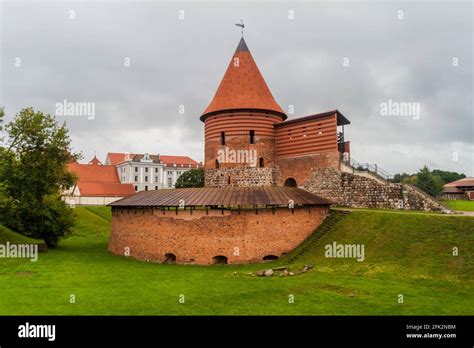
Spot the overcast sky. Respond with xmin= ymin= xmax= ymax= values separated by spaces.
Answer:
xmin=1 ymin=0 xmax=472 ymax=176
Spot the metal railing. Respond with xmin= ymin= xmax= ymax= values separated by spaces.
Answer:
xmin=342 ymin=156 xmax=394 ymax=182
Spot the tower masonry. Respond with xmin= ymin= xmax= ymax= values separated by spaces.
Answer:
xmin=201 ymin=37 xmax=350 ymax=188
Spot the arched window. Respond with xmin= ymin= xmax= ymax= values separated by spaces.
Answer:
xmin=164 ymin=253 xmax=176 ymax=264
xmin=215 ymin=159 xmax=220 ymax=169
xmin=259 ymin=157 xmax=264 ymax=168
xmin=263 ymin=255 xmax=279 ymax=261
xmin=212 ymin=255 xmax=228 ymax=265
xmin=284 ymin=178 xmax=297 ymax=187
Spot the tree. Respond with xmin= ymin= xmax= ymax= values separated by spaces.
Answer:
xmin=391 ymin=168 xmax=466 ymax=189
xmin=0 ymin=107 xmax=7 ymax=210
xmin=0 ymin=108 xmax=79 ymax=247
xmin=431 ymin=169 xmax=466 ymax=185
xmin=412 ymin=165 xmax=444 ymax=196
xmin=0 ymin=107 xmax=4 ymax=148
xmin=175 ymin=168 xmax=204 ymax=188
xmin=391 ymin=172 xmax=411 ymax=183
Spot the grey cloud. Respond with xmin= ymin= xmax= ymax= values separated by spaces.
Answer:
xmin=1 ymin=1 xmax=472 ymax=175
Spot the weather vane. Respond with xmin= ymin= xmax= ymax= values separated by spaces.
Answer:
xmin=235 ymin=20 xmax=245 ymax=36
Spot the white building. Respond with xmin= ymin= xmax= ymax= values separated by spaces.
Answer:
xmin=105 ymin=152 xmax=201 ymax=192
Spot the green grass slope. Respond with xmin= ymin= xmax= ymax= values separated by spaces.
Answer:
xmin=442 ymin=200 xmax=474 ymax=212
xmin=0 ymin=206 xmax=472 ymax=315
xmin=0 ymin=224 xmax=46 ymax=246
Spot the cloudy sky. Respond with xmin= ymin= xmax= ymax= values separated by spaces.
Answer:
xmin=1 ymin=0 xmax=472 ymax=176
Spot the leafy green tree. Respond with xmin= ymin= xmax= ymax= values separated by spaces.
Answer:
xmin=0 ymin=108 xmax=79 ymax=247
xmin=412 ymin=165 xmax=443 ymax=196
xmin=431 ymin=169 xmax=466 ymax=185
xmin=175 ymin=168 xmax=204 ymax=188
xmin=0 ymin=107 xmax=7 ymax=209
xmin=0 ymin=107 xmax=4 ymax=148
xmin=391 ymin=168 xmax=466 ymax=189
xmin=392 ymin=172 xmax=411 ymax=183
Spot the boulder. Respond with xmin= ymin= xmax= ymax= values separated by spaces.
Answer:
xmin=264 ymin=269 xmax=274 ymax=277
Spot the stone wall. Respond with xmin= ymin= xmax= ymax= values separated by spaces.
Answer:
xmin=304 ymin=168 xmax=449 ymax=212
xmin=109 ymin=205 xmax=328 ymax=264
xmin=205 ymin=167 xmax=278 ymax=187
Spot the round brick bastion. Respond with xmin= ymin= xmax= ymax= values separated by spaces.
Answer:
xmin=108 ymin=187 xmax=331 ymax=265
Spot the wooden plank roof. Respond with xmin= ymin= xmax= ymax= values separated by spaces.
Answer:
xmin=108 ymin=187 xmax=331 ymax=207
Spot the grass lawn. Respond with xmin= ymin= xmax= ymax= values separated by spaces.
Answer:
xmin=0 ymin=225 xmax=46 ymax=248
xmin=0 ymin=206 xmax=473 ymax=315
xmin=442 ymin=200 xmax=474 ymax=212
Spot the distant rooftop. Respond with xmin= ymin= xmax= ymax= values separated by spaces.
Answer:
xmin=106 ymin=152 xmax=201 ymax=167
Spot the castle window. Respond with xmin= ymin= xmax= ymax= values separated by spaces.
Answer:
xmin=212 ymin=255 xmax=228 ymax=265
xmin=164 ymin=253 xmax=176 ymax=264
xmin=284 ymin=178 xmax=297 ymax=188
xmin=155 ymin=168 xmax=158 ymax=173
xmin=215 ymin=159 xmax=220 ymax=169
xmin=168 ymin=177 xmax=172 ymax=187
xmin=145 ymin=186 xmax=148 ymax=191
xmin=263 ymin=255 xmax=279 ymax=261
xmin=145 ymin=176 xmax=148 ymax=182
xmin=155 ymin=186 xmax=158 ymax=190
xmin=221 ymin=131 xmax=225 ymax=145
xmin=135 ymin=167 xmax=138 ymax=172
xmin=134 ymin=186 xmax=138 ymax=191
xmin=134 ymin=176 xmax=138 ymax=182
xmin=259 ymin=157 xmax=264 ymax=168
xmin=250 ymin=130 xmax=255 ymax=144
xmin=145 ymin=167 xmax=149 ymax=173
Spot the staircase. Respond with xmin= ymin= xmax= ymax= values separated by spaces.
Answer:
xmin=340 ymin=157 xmax=393 ymax=184
xmin=340 ymin=157 xmax=451 ymax=213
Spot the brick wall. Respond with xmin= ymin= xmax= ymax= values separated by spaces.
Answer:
xmin=204 ymin=111 xmax=281 ymax=169
xmin=276 ymin=151 xmax=340 ymax=187
xmin=109 ymin=206 xmax=328 ymax=264
xmin=205 ymin=152 xmax=340 ymax=188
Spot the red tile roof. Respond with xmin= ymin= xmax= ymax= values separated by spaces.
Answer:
xmin=106 ymin=152 xmax=134 ymax=165
xmin=201 ymin=37 xmax=286 ymax=120
xmin=159 ymin=155 xmax=200 ymax=166
xmin=88 ymin=155 xmax=102 ymax=166
xmin=68 ymin=162 xmax=120 ymax=183
xmin=68 ymin=160 xmax=135 ymax=197
xmin=443 ymin=177 xmax=474 ymax=188
xmin=76 ymin=182 xmax=135 ymax=197
xmin=105 ymin=152 xmax=201 ymax=167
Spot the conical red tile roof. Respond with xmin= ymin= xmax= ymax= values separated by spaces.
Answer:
xmin=201 ymin=37 xmax=286 ymax=121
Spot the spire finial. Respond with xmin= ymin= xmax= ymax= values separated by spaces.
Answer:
xmin=235 ymin=19 xmax=245 ymax=37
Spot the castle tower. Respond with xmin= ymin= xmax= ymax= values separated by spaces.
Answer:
xmin=201 ymin=37 xmax=286 ymax=187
